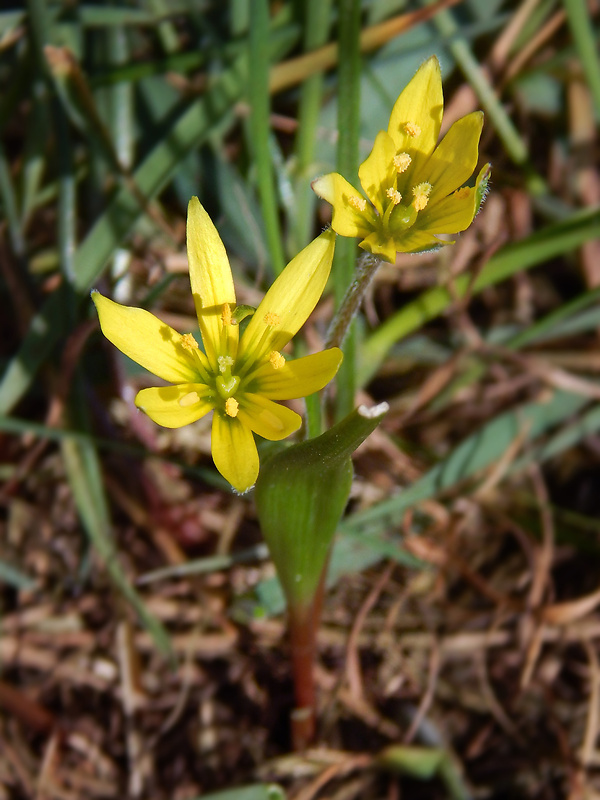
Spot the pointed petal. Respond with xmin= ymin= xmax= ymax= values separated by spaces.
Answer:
xmin=360 ymin=231 xmax=398 ymax=263
xmin=387 ymin=56 xmax=443 ymax=185
xmin=416 ymin=185 xmax=479 ymax=234
xmin=238 ymin=393 xmax=301 ymax=441
xmin=135 ymin=384 xmax=214 ymax=427
xmin=312 ymin=173 xmax=375 ymax=237
xmin=211 ymin=413 xmax=259 ymax=493
xmin=422 ymin=112 xmax=483 ymax=202
xmin=391 ymin=229 xmax=448 ymax=254
xmin=93 ymin=291 xmax=200 ymax=384
xmin=186 ymin=197 xmax=238 ymax=369
xmin=237 ymin=230 xmax=336 ymax=367
xmin=247 ymin=348 xmax=343 ymax=399
xmin=358 ymin=131 xmax=398 ymax=214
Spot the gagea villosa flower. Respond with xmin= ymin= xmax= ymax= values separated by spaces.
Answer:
xmin=93 ymin=197 xmax=342 ymax=493
xmin=312 ymin=56 xmax=490 ymax=262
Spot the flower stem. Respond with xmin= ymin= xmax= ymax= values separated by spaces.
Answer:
xmin=288 ymin=565 xmax=328 ymax=751
xmin=325 ymin=251 xmax=383 ymax=349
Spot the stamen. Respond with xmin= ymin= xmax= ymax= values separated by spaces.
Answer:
xmin=404 ymin=122 xmax=421 ymax=137
xmin=412 ymin=182 xmax=432 ymax=211
xmin=221 ymin=303 xmax=232 ymax=326
xmin=348 ymin=195 xmax=367 ymax=212
xmin=263 ymin=312 xmax=281 ymax=327
xmin=393 ymin=153 xmax=411 ymax=173
xmin=218 ymin=355 xmax=234 ymax=374
xmin=269 ymin=351 xmax=285 ymax=370
xmin=386 ymin=188 xmax=402 ymax=206
xmin=179 ymin=391 xmax=200 ymax=407
xmin=181 ymin=333 xmax=199 ymax=351
xmin=225 ymin=397 xmax=239 ymax=418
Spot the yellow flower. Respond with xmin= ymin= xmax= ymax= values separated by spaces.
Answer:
xmin=92 ymin=198 xmax=342 ymax=494
xmin=312 ymin=56 xmax=490 ymax=262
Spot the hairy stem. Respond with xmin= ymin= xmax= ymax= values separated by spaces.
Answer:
xmin=326 ymin=251 xmax=383 ymax=349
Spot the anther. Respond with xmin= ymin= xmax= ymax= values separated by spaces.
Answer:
xmin=221 ymin=303 xmax=232 ymax=326
xmin=412 ymin=182 xmax=432 ymax=211
xmin=348 ymin=195 xmax=367 ymax=212
xmin=263 ymin=312 xmax=281 ymax=327
xmin=181 ymin=333 xmax=198 ymax=351
xmin=404 ymin=122 xmax=421 ymax=137
xmin=179 ymin=391 xmax=200 ymax=407
xmin=218 ymin=355 xmax=234 ymax=374
xmin=393 ymin=153 xmax=411 ymax=173
xmin=225 ymin=397 xmax=239 ymax=418
xmin=269 ymin=351 xmax=285 ymax=369
xmin=386 ymin=188 xmax=402 ymax=206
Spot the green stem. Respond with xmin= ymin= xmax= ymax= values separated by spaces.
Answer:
xmin=333 ymin=0 xmax=361 ymax=421
xmin=326 ymin=251 xmax=383 ymax=349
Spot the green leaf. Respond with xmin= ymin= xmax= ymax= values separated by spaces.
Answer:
xmin=255 ymin=404 xmax=388 ymax=608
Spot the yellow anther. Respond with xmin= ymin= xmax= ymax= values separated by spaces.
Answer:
xmin=412 ymin=182 xmax=432 ymax=211
xmin=269 ymin=351 xmax=285 ymax=370
xmin=404 ymin=122 xmax=421 ymax=137
xmin=393 ymin=153 xmax=411 ymax=173
xmin=348 ymin=195 xmax=367 ymax=212
xmin=179 ymin=391 xmax=200 ymax=408
xmin=225 ymin=397 xmax=239 ymax=418
xmin=181 ymin=333 xmax=198 ymax=351
xmin=218 ymin=355 xmax=234 ymax=374
xmin=221 ymin=303 xmax=232 ymax=326
xmin=386 ymin=188 xmax=402 ymax=206
xmin=263 ymin=312 xmax=281 ymax=327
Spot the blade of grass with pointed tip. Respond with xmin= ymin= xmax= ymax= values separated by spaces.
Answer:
xmin=247 ymin=0 xmax=285 ymax=275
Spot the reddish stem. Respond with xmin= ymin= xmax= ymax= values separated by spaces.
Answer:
xmin=288 ymin=567 xmax=328 ymax=751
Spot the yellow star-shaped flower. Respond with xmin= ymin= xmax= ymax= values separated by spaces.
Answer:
xmin=92 ymin=198 xmax=342 ymax=493
xmin=312 ymin=56 xmax=490 ymax=262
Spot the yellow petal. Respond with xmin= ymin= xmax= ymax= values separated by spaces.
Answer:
xmin=358 ymin=131 xmax=398 ymax=215
xmin=246 ymin=348 xmax=343 ymax=399
xmin=387 ymin=56 xmax=443 ymax=184
xmin=416 ymin=186 xmax=479 ymax=234
xmin=237 ymin=393 xmax=301 ymax=441
xmin=186 ymin=197 xmax=238 ymax=370
xmin=135 ymin=384 xmax=214 ymax=427
xmin=360 ymin=231 xmax=398 ymax=263
xmin=312 ymin=173 xmax=375 ymax=237
xmin=421 ymin=112 xmax=483 ymax=202
xmin=92 ymin=292 xmax=200 ymax=384
xmin=391 ymin=229 xmax=448 ymax=254
xmin=211 ymin=412 xmax=259 ymax=493
xmin=237 ymin=230 xmax=336 ymax=368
